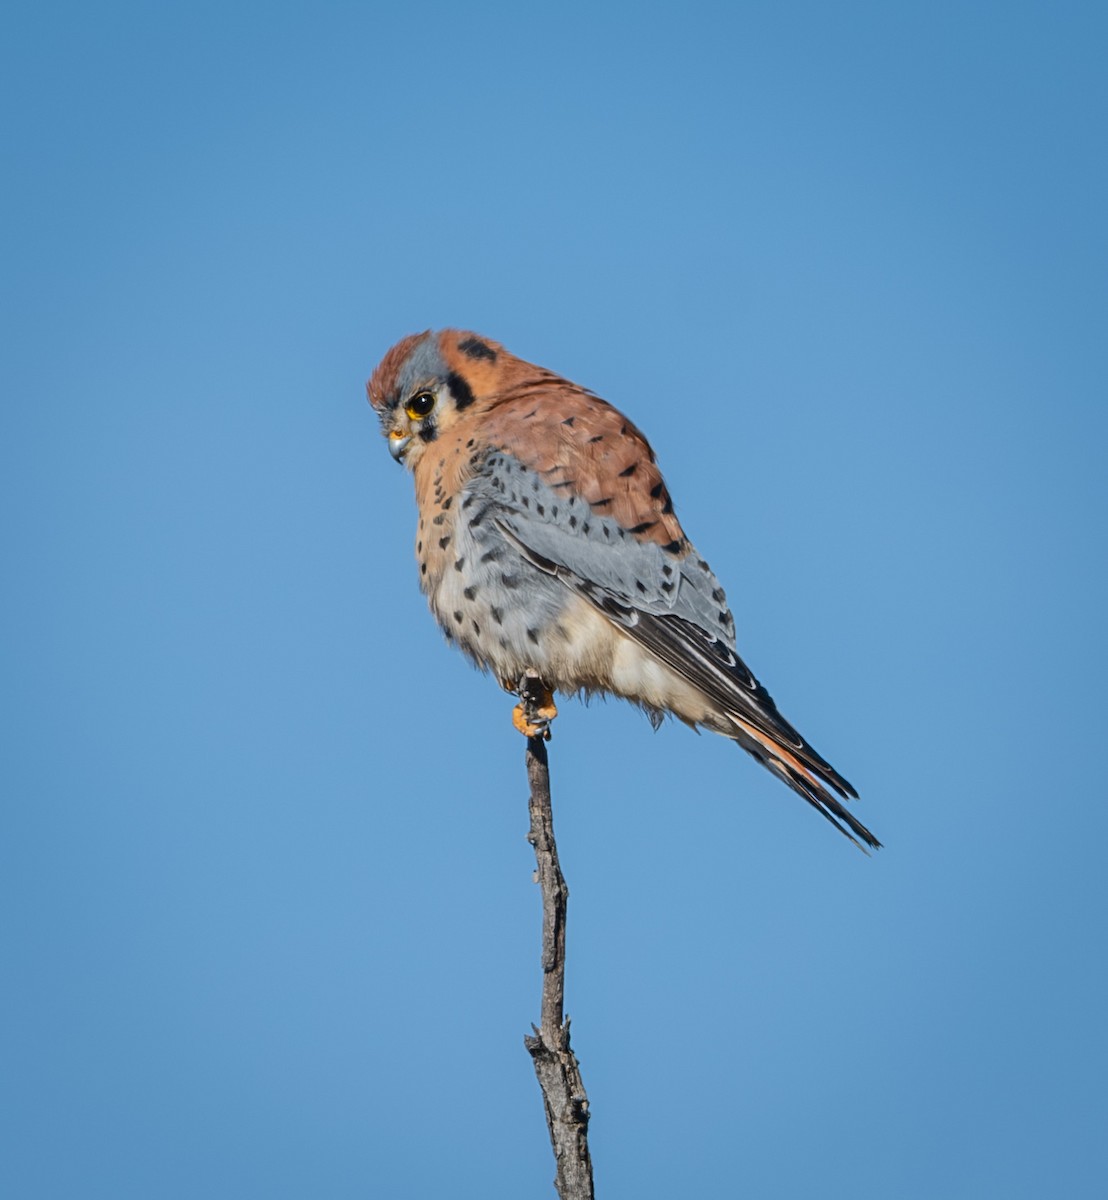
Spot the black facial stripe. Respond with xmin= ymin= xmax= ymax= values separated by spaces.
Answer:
xmin=457 ymin=337 xmax=497 ymax=362
xmin=418 ymin=423 xmax=438 ymax=443
xmin=447 ymin=370 xmax=477 ymax=411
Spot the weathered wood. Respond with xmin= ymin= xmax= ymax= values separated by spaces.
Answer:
xmin=522 ymin=710 xmax=594 ymax=1200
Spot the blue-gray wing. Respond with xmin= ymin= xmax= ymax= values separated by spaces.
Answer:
xmin=470 ymin=451 xmax=878 ymax=850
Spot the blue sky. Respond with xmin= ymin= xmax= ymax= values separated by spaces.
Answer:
xmin=3 ymin=2 xmax=1106 ymax=1196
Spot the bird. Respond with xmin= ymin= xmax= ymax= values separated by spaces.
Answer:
xmin=367 ymin=330 xmax=879 ymax=850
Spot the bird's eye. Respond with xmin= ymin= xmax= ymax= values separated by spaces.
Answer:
xmin=405 ymin=391 xmax=436 ymax=420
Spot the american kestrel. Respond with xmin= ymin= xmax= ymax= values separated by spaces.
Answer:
xmin=367 ymin=330 xmax=879 ymax=850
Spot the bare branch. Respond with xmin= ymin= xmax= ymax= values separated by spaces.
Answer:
xmin=522 ymin=711 xmax=595 ymax=1200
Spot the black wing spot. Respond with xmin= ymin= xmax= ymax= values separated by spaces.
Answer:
xmin=491 ymin=606 xmax=504 ymax=625
xmin=629 ymin=520 xmax=657 ymax=535
xmin=711 ymin=588 xmax=725 ymax=603
xmin=463 ymin=586 xmax=477 ymax=600
xmin=588 ymin=434 xmax=604 ymax=443
xmin=649 ymin=482 xmax=664 ymax=498
xmin=619 ymin=464 xmax=637 ymax=477
xmin=592 ymin=497 xmax=613 ymax=508
xmin=438 ymin=535 xmax=451 ymax=550
xmin=501 ymin=574 xmax=521 ymax=590
xmin=562 ymin=416 xmax=575 ymax=427
xmin=662 ymin=540 xmax=684 ymax=555
xmin=454 ymin=558 xmax=465 ymax=572
xmin=527 ymin=628 xmax=540 ymax=645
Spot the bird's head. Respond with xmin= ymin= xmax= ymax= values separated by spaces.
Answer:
xmin=366 ymin=330 xmax=507 ymax=470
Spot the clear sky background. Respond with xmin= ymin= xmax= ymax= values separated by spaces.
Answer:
xmin=3 ymin=2 xmax=1106 ymax=1197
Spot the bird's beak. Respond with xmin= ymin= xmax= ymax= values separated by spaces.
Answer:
xmin=388 ymin=430 xmax=412 ymax=463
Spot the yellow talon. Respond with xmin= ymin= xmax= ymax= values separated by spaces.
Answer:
xmin=512 ymin=677 xmax=558 ymax=739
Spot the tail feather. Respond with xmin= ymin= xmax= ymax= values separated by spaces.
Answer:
xmin=731 ymin=717 xmax=882 ymax=852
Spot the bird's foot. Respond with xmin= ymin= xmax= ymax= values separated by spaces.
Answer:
xmin=512 ymin=673 xmax=557 ymax=740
